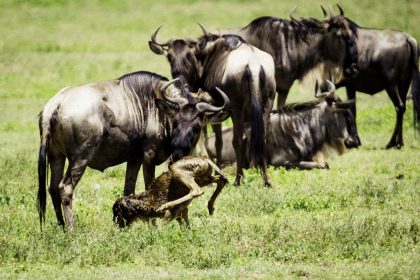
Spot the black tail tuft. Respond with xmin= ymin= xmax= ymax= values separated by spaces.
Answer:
xmin=245 ymin=66 xmax=266 ymax=169
xmin=37 ymin=144 xmax=47 ymax=230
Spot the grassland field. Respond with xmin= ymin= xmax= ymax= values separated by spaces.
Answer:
xmin=0 ymin=0 xmax=419 ymax=279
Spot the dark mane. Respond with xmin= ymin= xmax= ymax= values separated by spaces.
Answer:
xmin=344 ymin=17 xmax=359 ymax=38
xmin=243 ymin=16 xmax=325 ymax=46
xmin=277 ymin=99 xmax=322 ymax=114
xmin=118 ymin=70 xmax=167 ymax=99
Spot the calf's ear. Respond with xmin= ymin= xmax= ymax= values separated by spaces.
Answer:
xmin=156 ymin=99 xmax=178 ymax=116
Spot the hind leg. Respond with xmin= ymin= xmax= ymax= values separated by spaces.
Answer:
xmin=48 ymin=153 xmax=66 ymax=227
xmin=386 ymin=86 xmax=406 ymax=149
xmin=59 ymin=158 xmax=88 ymax=231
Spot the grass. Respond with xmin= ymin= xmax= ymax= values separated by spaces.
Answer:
xmin=0 ymin=0 xmax=419 ymax=279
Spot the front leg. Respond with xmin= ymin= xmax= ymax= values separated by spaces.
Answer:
xmin=208 ymin=179 xmax=227 ymax=215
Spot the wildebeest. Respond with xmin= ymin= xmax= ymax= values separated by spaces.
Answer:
xmin=215 ymin=6 xmax=359 ymax=109
xmin=206 ymin=81 xmax=360 ymax=169
xmin=37 ymin=71 xmax=229 ymax=230
xmin=112 ymin=156 xmax=228 ymax=228
xmin=320 ymin=5 xmax=420 ymax=148
xmin=149 ymin=27 xmax=276 ymax=187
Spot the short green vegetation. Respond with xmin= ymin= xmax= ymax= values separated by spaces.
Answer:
xmin=0 ymin=0 xmax=419 ymax=279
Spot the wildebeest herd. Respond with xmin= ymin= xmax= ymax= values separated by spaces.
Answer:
xmin=37 ymin=5 xmax=419 ymax=230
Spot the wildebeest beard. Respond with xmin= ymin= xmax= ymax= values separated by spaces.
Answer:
xmin=170 ymin=107 xmax=203 ymax=163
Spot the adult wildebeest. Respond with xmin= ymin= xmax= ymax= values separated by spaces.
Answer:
xmin=112 ymin=156 xmax=228 ymax=228
xmin=215 ymin=7 xmax=359 ymax=109
xmin=205 ymin=81 xmax=360 ymax=169
xmin=37 ymin=71 xmax=229 ymax=230
xmin=149 ymin=28 xmax=276 ymax=187
xmin=320 ymin=5 xmax=420 ymax=148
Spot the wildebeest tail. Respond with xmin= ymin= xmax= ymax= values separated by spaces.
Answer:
xmin=244 ymin=65 xmax=266 ymax=169
xmin=409 ymin=37 xmax=420 ymax=129
xmin=37 ymin=113 xmax=48 ymax=229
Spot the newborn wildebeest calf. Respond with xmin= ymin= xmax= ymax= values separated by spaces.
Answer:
xmin=112 ymin=156 xmax=228 ymax=228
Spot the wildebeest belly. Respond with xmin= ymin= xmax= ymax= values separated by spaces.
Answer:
xmin=341 ymin=69 xmax=387 ymax=94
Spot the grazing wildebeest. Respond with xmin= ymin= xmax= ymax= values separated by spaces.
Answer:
xmin=320 ymin=5 xmax=420 ymax=148
xmin=214 ymin=7 xmax=359 ymax=109
xmin=37 ymin=71 xmax=229 ymax=230
xmin=206 ymin=81 xmax=360 ymax=169
xmin=112 ymin=156 xmax=228 ymax=228
xmin=149 ymin=27 xmax=276 ymax=187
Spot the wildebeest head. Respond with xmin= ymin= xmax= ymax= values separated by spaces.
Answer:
xmin=321 ymin=4 xmax=359 ymax=78
xmin=156 ymin=79 xmax=230 ymax=164
xmin=315 ymin=80 xmax=360 ymax=149
xmin=149 ymin=26 xmax=201 ymax=90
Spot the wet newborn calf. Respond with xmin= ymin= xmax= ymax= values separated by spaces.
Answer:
xmin=112 ymin=156 xmax=228 ymax=228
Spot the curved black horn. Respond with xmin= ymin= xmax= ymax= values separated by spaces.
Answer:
xmin=320 ymin=5 xmax=327 ymax=18
xmin=151 ymin=25 xmax=169 ymax=46
xmin=161 ymin=78 xmax=188 ymax=107
xmin=197 ymin=21 xmax=210 ymax=37
xmin=337 ymin=4 xmax=344 ymax=16
xmin=290 ymin=6 xmax=298 ymax=21
xmin=196 ymin=87 xmax=230 ymax=113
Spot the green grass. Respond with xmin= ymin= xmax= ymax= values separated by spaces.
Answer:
xmin=0 ymin=0 xmax=419 ymax=279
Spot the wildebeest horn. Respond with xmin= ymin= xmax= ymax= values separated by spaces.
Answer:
xmin=320 ymin=5 xmax=328 ymax=18
xmin=161 ymin=78 xmax=188 ymax=107
xmin=150 ymin=25 xmax=169 ymax=46
xmin=196 ymin=87 xmax=230 ymax=113
xmin=197 ymin=21 xmax=210 ymax=37
xmin=289 ymin=6 xmax=298 ymax=21
xmin=337 ymin=3 xmax=344 ymax=16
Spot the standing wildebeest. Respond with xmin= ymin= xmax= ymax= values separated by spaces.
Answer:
xmin=149 ymin=27 xmax=276 ymax=187
xmin=206 ymin=81 xmax=360 ymax=169
xmin=112 ymin=156 xmax=228 ymax=228
xmin=37 ymin=71 xmax=229 ymax=230
xmin=320 ymin=5 xmax=420 ymax=148
xmin=215 ymin=7 xmax=359 ymax=109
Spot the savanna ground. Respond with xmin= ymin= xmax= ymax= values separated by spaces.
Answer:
xmin=0 ymin=0 xmax=419 ymax=279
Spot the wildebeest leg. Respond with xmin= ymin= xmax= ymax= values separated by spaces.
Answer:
xmin=276 ymin=89 xmax=289 ymax=109
xmin=59 ymin=159 xmax=88 ymax=231
xmin=48 ymin=153 xmax=66 ymax=227
xmin=207 ymin=179 xmax=226 ymax=215
xmin=156 ymin=172 xmax=204 ymax=212
xmin=124 ymin=159 xmax=142 ymax=195
xmin=346 ymin=87 xmax=361 ymax=145
xmin=212 ymin=123 xmax=223 ymax=166
xmin=231 ymin=113 xmax=246 ymax=186
xmin=181 ymin=208 xmax=190 ymax=227
xmin=296 ymin=161 xmax=329 ymax=170
xmin=386 ymin=86 xmax=406 ymax=149
xmin=262 ymin=89 xmax=275 ymax=188
xmin=143 ymin=162 xmax=155 ymax=191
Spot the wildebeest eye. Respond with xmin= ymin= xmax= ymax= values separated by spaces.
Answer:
xmin=186 ymin=53 xmax=194 ymax=61
xmin=167 ymin=54 xmax=174 ymax=63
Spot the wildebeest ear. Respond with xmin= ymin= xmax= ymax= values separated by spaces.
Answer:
xmin=148 ymin=41 xmax=166 ymax=55
xmin=155 ymin=99 xmax=178 ymax=116
xmin=206 ymin=110 xmax=231 ymax=124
